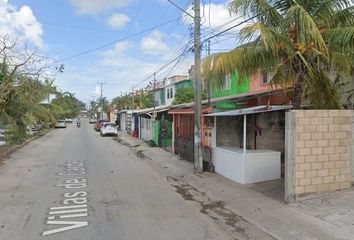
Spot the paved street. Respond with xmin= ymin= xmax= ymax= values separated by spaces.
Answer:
xmin=0 ymin=120 xmax=265 ymax=240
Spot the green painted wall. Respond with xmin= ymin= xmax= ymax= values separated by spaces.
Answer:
xmin=175 ymin=80 xmax=192 ymax=89
xmin=211 ymin=69 xmax=249 ymax=98
xmin=211 ymin=69 xmax=250 ymax=109
xmin=152 ymin=119 xmax=172 ymax=147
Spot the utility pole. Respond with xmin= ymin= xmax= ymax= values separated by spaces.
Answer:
xmin=97 ymin=82 xmax=104 ymax=119
xmin=131 ymin=84 xmax=134 ymax=135
xmin=193 ymin=0 xmax=203 ymax=172
xmin=153 ymin=72 xmax=156 ymax=121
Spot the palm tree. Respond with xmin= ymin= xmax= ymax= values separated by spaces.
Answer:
xmin=202 ymin=0 xmax=354 ymax=109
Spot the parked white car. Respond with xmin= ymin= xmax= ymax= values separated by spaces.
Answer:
xmin=100 ymin=122 xmax=117 ymax=136
xmin=55 ymin=120 xmax=67 ymax=128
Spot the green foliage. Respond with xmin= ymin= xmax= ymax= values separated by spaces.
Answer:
xmin=203 ymin=0 xmax=354 ymax=109
xmin=0 ymin=38 xmax=84 ymax=144
xmin=173 ymin=86 xmax=207 ymax=105
xmin=111 ymin=88 xmax=153 ymax=111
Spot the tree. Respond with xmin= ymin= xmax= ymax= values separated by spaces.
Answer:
xmin=173 ymin=86 xmax=207 ymax=105
xmin=202 ymin=0 xmax=354 ymax=109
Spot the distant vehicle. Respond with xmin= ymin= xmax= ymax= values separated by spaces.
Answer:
xmin=0 ymin=128 xmax=5 ymax=142
xmin=65 ymin=118 xmax=73 ymax=123
xmin=89 ymin=118 xmax=96 ymax=124
xmin=100 ymin=122 xmax=117 ymax=136
xmin=77 ymin=121 xmax=81 ymax=128
xmin=55 ymin=120 xmax=67 ymax=128
xmin=94 ymin=119 xmax=109 ymax=131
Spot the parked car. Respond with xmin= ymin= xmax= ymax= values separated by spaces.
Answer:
xmin=100 ymin=122 xmax=118 ymax=136
xmin=89 ymin=118 xmax=96 ymax=124
xmin=55 ymin=120 xmax=67 ymax=128
xmin=94 ymin=119 xmax=109 ymax=131
xmin=65 ymin=118 xmax=73 ymax=123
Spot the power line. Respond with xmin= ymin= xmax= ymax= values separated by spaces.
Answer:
xmin=48 ymin=17 xmax=181 ymax=66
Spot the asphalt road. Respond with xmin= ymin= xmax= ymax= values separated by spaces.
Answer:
xmin=0 ymin=120 xmax=234 ymax=240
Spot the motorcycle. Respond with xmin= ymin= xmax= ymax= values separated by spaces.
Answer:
xmin=77 ymin=121 xmax=81 ymax=128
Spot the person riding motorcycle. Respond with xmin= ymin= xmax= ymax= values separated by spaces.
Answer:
xmin=76 ymin=118 xmax=81 ymax=128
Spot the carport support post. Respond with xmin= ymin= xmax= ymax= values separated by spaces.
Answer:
xmin=243 ymin=115 xmax=247 ymax=155
xmin=285 ymin=111 xmax=296 ymax=202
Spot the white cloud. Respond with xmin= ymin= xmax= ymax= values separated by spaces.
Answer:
xmin=0 ymin=2 xmax=44 ymax=48
xmin=141 ymin=31 xmax=169 ymax=55
xmin=107 ymin=13 xmax=130 ymax=29
xmin=69 ymin=0 xmax=132 ymax=14
xmin=183 ymin=3 xmax=243 ymax=31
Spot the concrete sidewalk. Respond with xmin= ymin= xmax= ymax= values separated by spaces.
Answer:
xmin=117 ymin=133 xmax=354 ymax=240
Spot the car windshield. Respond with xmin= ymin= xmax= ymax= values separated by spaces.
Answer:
xmin=105 ymin=123 xmax=115 ymax=127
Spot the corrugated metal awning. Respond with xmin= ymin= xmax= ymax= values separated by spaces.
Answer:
xmin=134 ymin=104 xmax=171 ymax=115
xmin=203 ymin=105 xmax=292 ymax=117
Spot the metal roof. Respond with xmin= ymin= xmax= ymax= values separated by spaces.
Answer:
xmin=134 ymin=104 xmax=171 ymax=115
xmin=203 ymin=105 xmax=292 ymax=117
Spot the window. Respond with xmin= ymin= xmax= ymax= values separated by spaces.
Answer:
xmin=171 ymin=88 xmax=174 ymax=98
xmin=223 ymin=74 xmax=232 ymax=90
xmin=262 ymin=72 xmax=274 ymax=84
xmin=167 ymin=88 xmax=170 ymax=99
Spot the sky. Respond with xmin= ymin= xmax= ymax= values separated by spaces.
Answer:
xmin=1 ymin=0 xmax=242 ymax=104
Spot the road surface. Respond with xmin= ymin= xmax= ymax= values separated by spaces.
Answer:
xmin=0 ymin=120 xmax=236 ymax=240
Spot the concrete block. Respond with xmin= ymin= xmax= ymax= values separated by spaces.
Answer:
xmin=328 ymin=182 xmax=340 ymax=190
xmin=304 ymin=125 xmax=317 ymax=132
xmin=340 ymin=182 xmax=351 ymax=189
xmin=317 ymin=110 xmax=329 ymax=117
xmin=311 ymin=162 xmax=323 ymax=170
xmin=328 ymin=110 xmax=340 ymax=117
xmin=328 ymin=139 xmax=340 ymax=147
xmin=329 ymin=168 xmax=341 ymax=176
xmin=316 ymin=184 xmax=329 ymax=192
xmin=329 ymin=153 xmax=340 ymax=161
xmin=297 ymin=117 xmax=310 ymax=126
xmin=335 ymin=146 xmax=346 ymax=154
xmin=323 ymin=176 xmax=335 ymax=183
xmin=322 ymin=117 xmax=334 ymax=125
xmin=317 ymin=154 xmax=329 ymax=162
xmin=304 ymin=185 xmax=317 ymax=193
xmin=317 ymin=125 xmax=329 ymax=133
xmin=329 ymin=125 xmax=340 ymax=132
xmin=296 ymin=140 xmax=305 ymax=148
xmin=297 ymin=132 xmax=312 ymax=141
xmin=298 ymin=147 xmax=312 ymax=156
xmin=311 ymin=132 xmax=323 ymax=140
xmin=335 ymin=132 xmax=346 ymax=139
xmin=305 ymin=155 xmax=317 ymax=163
xmin=318 ymin=169 xmax=328 ymax=177
xmin=311 ymin=118 xmax=323 ymax=125
xmin=317 ymin=140 xmax=328 ymax=147
xmin=311 ymin=177 xmax=323 ymax=185
xmin=304 ymin=111 xmax=318 ymax=117
xmin=335 ymin=161 xmax=346 ymax=168
xmin=296 ymin=156 xmax=305 ymax=163
xmin=295 ymin=186 xmax=305 ymax=194
xmin=305 ymin=170 xmax=317 ymax=178
xmin=323 ymin=147 xmax=335 ymax=154
xmin=299 ymin=178 xmax=311 ymax=186
xmin=323 ymin=162 xmax=335 ymax=169
xmin=311 ymin=147 xmax=323 ymax=155
xmin=298 ymin=163 xmax=311 ymax=171
xmin=296 ymin=125 xmax=305 ymax=133
xmin=323 ymin=132 xmax=335 ymax=139
xmin=296 ymin=171 xmax=305 ymax=179
xmin=335 ymin=175 xmax=346 ymax=183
